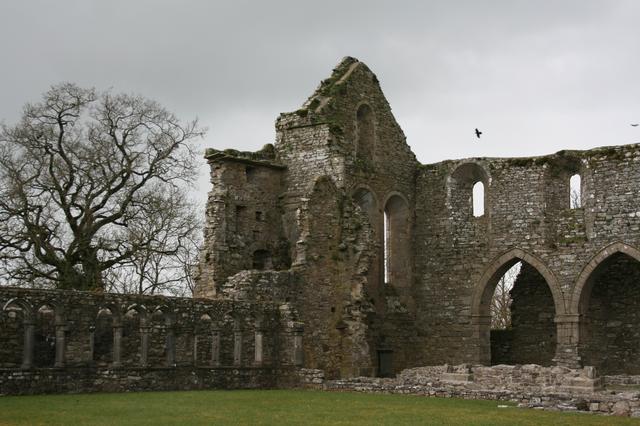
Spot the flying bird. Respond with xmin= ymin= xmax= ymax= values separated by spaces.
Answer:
xmin=475 ymin=128 xmax=482 ymax=138
xmin=632 ymin=124 xmax=639 ymax=127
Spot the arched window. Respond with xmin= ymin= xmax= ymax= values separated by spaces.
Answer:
xmin=451 ymin=162 xmax=489 ymax=220
xmin=570 ymin=174 xmax=581 ymax=209
xmin=473 ymin=181 xmax=485 ymax=217
xmin=383 ymin=209 xmax=390 ymax=284
xmin=383 ymin=195 xmax=410 ymax=289
xmin=356 ymin=104 xmax=374 ymax=163
xmin=94 ymin=308 xmax=114 ymax=366
xmin=34 ymin=305 xmax=56 ymax=367
xmin=353 ymin=187 xmax=383 ymax=303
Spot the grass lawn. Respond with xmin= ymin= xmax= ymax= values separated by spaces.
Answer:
xmin=0 ymin=389 xmax=635 ymax=425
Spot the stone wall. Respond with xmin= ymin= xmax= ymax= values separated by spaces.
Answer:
xmin=195 ymin=57 xmax=640 ymax=379
xmin=323 ymin=364 xmax=640 ymax=417
xmin=580 ymin=253 xmax=640 ymax=373
xmin=195 ymin=147 xmax=287 ymax=299
xmin=0 ymin=287 xmax=302 ymax=395
xmin=414 ymin=146 xmax=640 ymax=369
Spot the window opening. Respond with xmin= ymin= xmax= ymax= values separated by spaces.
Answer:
xmin=473 ymin=181 xmax=485 ymax=217
xmin=383 ymin=210 xmax=390 ymax=284
xmin=570 ymin=174 xmax=581 ymax=209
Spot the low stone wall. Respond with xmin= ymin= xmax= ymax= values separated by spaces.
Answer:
xmin=0 ymin=366 xmax=304 ymax=395
xmin=605 ymin=375 xmax=640 ymax=387
xmin=397 ymin=364 xmax=602 ymax=393
xmin=320 ymin=364 xmax=640 ymax=417
xmin=0 ymin=287 xmax=303 ymax=395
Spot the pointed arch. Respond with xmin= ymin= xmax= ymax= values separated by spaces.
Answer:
xmin=124 ymin=304 xmax=148 ymax=322
xmin=472 ymin=248 xmax=566 ymax=318
xmin=569 ymin=242 xmax=640 ymax=315
xmin=471 ymin=248 xmax=565 ymax=366
xmin=152 ymin=304 xmax=174 ymax=324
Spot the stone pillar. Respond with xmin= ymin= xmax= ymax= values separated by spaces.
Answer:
xmin=554 ymin=313 xmax=581 ymax=368
xmin=254 ymin=324 xmax=264 ymax=366
xmin=233 ymin=323 xmax=242 ymax=367
xmin=166 ymin=326 xmax=176 ymax=367
xmin=140 ymin=326 xmax=150 ymax=367
xmin=193 ymin=334 xmax=199 ymax=366
xmin=88 ymin=325 xmax=95 ymax=364
xmin=292 ymin=322 xmax=304 ymax=367
xmin=112 ymin=325 xmax=123 ymax=368
xmin=470 ymin=314 xmax=491 ymax=365
xmin=22 ymin=320 xmax=35 ymax=369
xmin=211 ymin=329 xmax=221 ymax=367
xmin=54 ymin=322 xmax=66 ymax=368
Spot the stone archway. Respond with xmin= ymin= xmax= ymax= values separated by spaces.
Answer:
xmin=471 ymin=248 xmax=565 ymax=365
xmin=570 ymin=242 xmax=640 ymax=314
xmin=570 ymin=242 xmax=640 ymax=374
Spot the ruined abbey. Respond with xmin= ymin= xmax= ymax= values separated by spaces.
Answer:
xmin=2 ymin=57 xmax=640 ymax=403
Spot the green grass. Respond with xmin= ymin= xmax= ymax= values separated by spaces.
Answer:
xmin=0 ymin=390 xmax=634 ymax=425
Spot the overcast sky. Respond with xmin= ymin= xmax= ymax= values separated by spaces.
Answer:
xmin=1 ymin=1 xmax=639 ymax=204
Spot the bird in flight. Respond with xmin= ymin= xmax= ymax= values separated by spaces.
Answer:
xmin=632 ymin=123 xmax=639 ymax=127
xmin=475 ymin=128 xmax=482 ymax=138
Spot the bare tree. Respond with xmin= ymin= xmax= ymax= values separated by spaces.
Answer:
xmin=490 ymin=261 xmax=521 ymax=330
xmin=0 ymin=83 xmax=204 ymax=291
xmin=570 ymin=188 xmax=582 ymax=209
xmin=105 ymin=201 xmax=203 ymax=297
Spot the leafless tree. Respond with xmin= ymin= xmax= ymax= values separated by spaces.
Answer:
xmin=570 ymin=188 xmax=582 ymax=209
xmin=105 ymin=202 xmax=203 ymax=297
xmin=0 ymin=83 xmax=205 ymax=291
xmin=490 ymin=261 xmax=521 ymax=330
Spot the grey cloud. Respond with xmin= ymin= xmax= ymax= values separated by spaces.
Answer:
xmin=1 ymin=0 xmax=640 ymax=207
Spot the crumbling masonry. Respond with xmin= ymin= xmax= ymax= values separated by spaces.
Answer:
xmin=196 ymin=57 xmax=640 ymax=379
xmin=2 ymin=57 xmax=640 ymax=399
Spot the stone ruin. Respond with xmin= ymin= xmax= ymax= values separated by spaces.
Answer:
xmin=2 ymin=57 xmax=640 ymax=414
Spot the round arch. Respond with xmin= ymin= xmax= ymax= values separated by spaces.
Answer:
xmin=569 ymin=241 xmax=640 ymax=315
xmin=351 ymin=185 xmax=380 ymax=212
xmin=382 ymin=191 xmax=409 ymax=210
xmin=451 ymin=162 xmax=490 ymax=184
xmin=96 ymin=303 xmax=122 ymax=325
xmin=2 ymin=298 xmax=34 ymax=322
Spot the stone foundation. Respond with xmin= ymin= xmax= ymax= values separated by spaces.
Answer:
xmin=321 ymin=364 xmax=640 ymax=417
xmin=0 ymin=366 xmax=301 ymax=395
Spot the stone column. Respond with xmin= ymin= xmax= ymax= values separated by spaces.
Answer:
xmin=21 ymin=319 xmax=35 ymax=369
xmin=140 ymin=325 xmax=150 ymax=367
xmin=54 ymin=322 xmax=66 ymax=368
xmin=211 ymin=329 xmax=221 ymax=367
xmin=166 ymin=326 xmax=176 ymax=367
xmin=112 ymin=325 xmax=123 ymax=368
xmin=554 ymin=313 xmax=581 ymax=368
xmin=292 ymin=322 xmax=304 ymax=367
xmin=88 ymin=325 xmax=96 ymax=364
xmin=193 ymin=334 xmax=199 ymax=366
xmin=254 ymin=324 xmax=264 ymax=366
xmin=233 ymin=323 xmax=242 ymax=367
xmin=470 ymin=314 xmax=491 ymax=365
